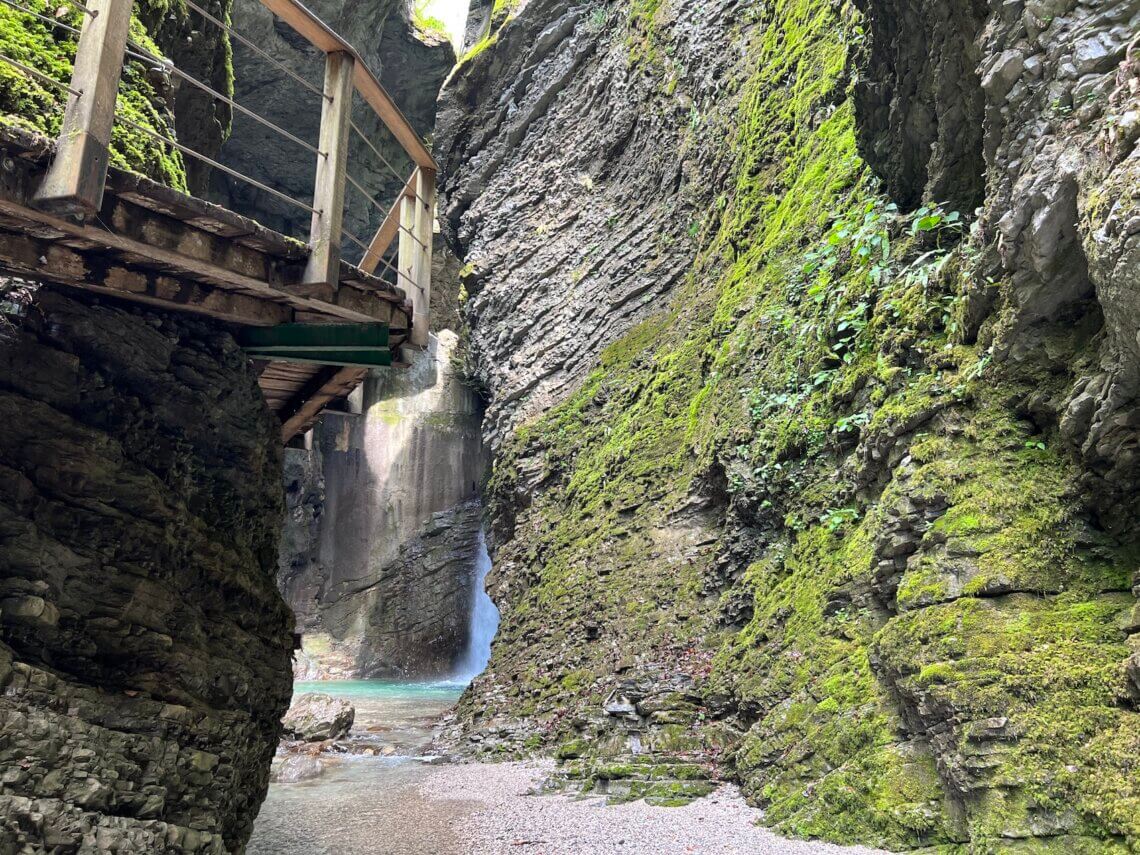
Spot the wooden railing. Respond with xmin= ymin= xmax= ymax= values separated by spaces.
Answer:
xmin=27 ymin=0 xmax=435 ymax=348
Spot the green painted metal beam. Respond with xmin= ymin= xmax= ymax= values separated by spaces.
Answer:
xmin=237 ymin=322 xmax=389 ymax=350
xmin=238 ymin=322 xmax=392 ymax=368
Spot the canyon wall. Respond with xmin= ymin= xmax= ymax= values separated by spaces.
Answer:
xmin=0 ymin=286 xmax=293 ymax=852
xmin=210 ymin=0 xmax=455 ymax=247
xmin=280 ymin=329 xmax=487 ymax=679
xmin=437 ymin=0 xmax=1140 ymax=849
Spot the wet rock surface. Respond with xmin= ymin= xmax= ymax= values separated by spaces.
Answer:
xmin=282 ymin=693 xmax=357 ymax=742
xmin=278 ymin=330 xmax=486 ymax=679
xmin=0 ymin=287 xmax=293 ymax=852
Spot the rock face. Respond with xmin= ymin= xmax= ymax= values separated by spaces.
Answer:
xmin=210 ymin=0 xmax=455 ymax=247
xmin=0 ymin=286 xmax=293 ymax=852
xmin=281 ymin=693 xmax=356 ymax=741
xmin=279 ymin=330 xmax=487 ymax=678
xmin=436 ymin=0 xmax=1140 ymax=850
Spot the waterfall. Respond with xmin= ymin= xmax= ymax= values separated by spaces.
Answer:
xmin=453 ymin=528 xmax=499 ymax=682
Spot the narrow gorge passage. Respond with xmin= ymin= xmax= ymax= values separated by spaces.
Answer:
xmin=1 ymin=0 xmax=1139 ymax=853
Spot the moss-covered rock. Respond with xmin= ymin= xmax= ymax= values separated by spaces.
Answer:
xmin=0 ymin=0 xmax=238 ymax=189
xmin=436 ymin=0 xmax=1140 ymax=849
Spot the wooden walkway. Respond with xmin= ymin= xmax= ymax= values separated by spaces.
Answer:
xmin=0 ymin=0 xmax=436 ymax=442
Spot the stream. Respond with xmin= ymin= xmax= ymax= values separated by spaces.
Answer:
xmin=245 ymin=679 xmax=469 ymax=854
xmin=247 ymin=531 xmax=500 ymax=853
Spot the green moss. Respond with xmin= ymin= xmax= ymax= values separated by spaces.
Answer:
xmin=0 ymin=0 xmax=189 ymax=188
xmin=465 ymin=0 xmax=1140 ymax=848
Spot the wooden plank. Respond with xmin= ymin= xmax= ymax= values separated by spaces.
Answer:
xmin=34 ymin=0 xmax=135 ymax=214
xmin=303 ymin=50 xmax=355 ymax=293
xmin=0 ymin=228 xmax=293 ymax=326
xmin=0 ymin=158 xmax=402 ymax=325
xmin=256 ymin=0 xmax=435 ymax=170
xmin=279 ymin=365 xmax=367 ymax=442
xmin=359 ymin=171 xmax=415 ymax=277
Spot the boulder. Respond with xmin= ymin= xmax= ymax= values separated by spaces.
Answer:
xmin=281 ymin=693 xmax=355 ymax=742
xmin=272 ymin=754 xmax=329 ymax=784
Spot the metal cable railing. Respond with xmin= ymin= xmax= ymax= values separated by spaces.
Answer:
xmin=0 ymin=0 xmax=82 ymax=35
xmin=343 ymin=171 xmax=428 ymax=251
xmin=122 ymin=41 xmax=324 ymax=158
xmin=115 ymin=109 xmax=319 ymax=214
xmin=342 ymin=226 xmax=415 ymax=289
xmin=0 ymin=51 xmax=81 ymax=96
xmin=183 ymin=0 xmax=329 ymax=102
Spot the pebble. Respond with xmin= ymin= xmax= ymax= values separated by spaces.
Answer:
xmin=418 ymin=761 xmax=889 ymax=855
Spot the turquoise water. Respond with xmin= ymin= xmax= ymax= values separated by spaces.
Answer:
xmin=292 ymin=679 xmax=467 ymax=702
xmin=247 ymin=679 xmax=468 ymax=854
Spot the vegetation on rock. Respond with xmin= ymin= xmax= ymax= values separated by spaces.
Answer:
xmin=443 ymin=0 xmax=1140 ymax=849
xmin=0 ymin=0 xmax=237 ymax=189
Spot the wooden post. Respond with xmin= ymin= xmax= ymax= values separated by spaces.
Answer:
xmin=398 ymin=167 xmax=434 ymax=349
xmin=34 ymin=0 xmax=135 ymax=215
xmin=302 ymin=50 xmax=355 ymax=294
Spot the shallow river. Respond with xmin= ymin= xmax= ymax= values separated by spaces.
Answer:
xmin=246 ymin=679 xmax=470 ymax=855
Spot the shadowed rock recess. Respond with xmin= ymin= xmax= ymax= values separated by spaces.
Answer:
xmin=0 ymin=287 xmax=293 ymax=851
xmin=437 ymin=0 xmax=1140 ymax=849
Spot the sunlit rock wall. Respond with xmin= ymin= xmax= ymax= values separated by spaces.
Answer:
xmin=281 ymin=330 xmax=487 ymax=679
xmin=435 ymin=0 xmax=1140 ymax=848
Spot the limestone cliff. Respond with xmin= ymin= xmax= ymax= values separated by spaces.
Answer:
xmin=437 ymin=0 xmax=1140 ymax=849
xmin=0 ymin=286 xmax=293 ymax=851
xmin=279 ymin=330 xmax=487 ymax=679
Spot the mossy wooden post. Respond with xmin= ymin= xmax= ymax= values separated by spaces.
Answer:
xmin=303 ymin=50 xmax=355 ymax=295
xmin=34 ymin=0 xmax=135 ymax=215
xmin=399 ymin=166 xmax=434 ymax=348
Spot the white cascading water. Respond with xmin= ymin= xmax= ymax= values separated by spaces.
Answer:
xmin=453 ymin=528 xmax=499 ymax=682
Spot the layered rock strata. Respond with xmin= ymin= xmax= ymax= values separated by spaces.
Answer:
xmin=437 ymin=0 xmax=1140 ymax=849
xmin=0 ymin=286 xmax=293 ymax=851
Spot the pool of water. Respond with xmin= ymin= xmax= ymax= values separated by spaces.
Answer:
xmin=246 ymin=679 xmax=468 ymax=854
xmin=291 ymin=679 xmax=469 ymax=701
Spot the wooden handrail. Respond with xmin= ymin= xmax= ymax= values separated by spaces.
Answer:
xmin=257 ymin=0 xmax=436 ymax=170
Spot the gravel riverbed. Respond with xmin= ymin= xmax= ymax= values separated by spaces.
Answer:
xmin=418 ymin=760 xmax=889 ymax=855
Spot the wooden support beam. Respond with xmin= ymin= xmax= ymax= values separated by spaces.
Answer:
xmin=0 ymin=228 xmax=294 ymax=325
xmin=359 ymin=171 xmax=416 ymax=279
xmin=278 ymin=364 xmax=368 ymax=442
xmin=0 ymin=136 xmax=411 ymax=327
xmin=303 ymin=50 xmax=355 ymax=294
xmin=399 ymin=167 xmax=434 ymax=349
xmin=34 ymin=0 xmax=135 ymax=214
